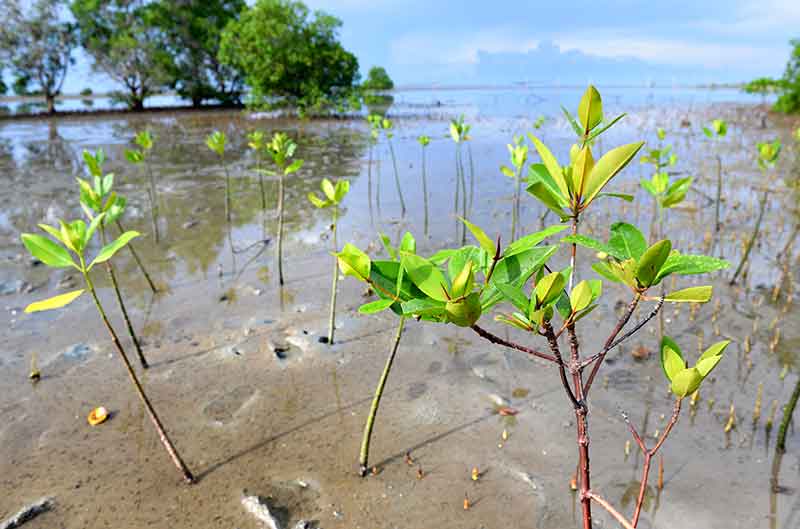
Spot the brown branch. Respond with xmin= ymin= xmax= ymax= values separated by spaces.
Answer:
xmin=470 ymin=324 xmax=557 ymax=363
xmin=542 ymin=322 xmax=582 ymax=410
xmin=585 ymin=491 xmax=634 ymax=529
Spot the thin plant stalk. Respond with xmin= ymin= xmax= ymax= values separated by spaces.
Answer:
xmin=776 ymin=375 xmax=800 ymax=452
xmin=222 ymin=154 xmax=232 ymax=223
xmin=115 ymin=219 xmax=157 ymax=293
xmin=387 ymin=137 xmax=406 ymax=216
xmin=277 ymin=170 xmax=285 ymax=286
xmin=468 ymin=143 xmax=476 ymax=213
xmin=82 ymin=270 xmax=194 ymax=483
xmin=256 ymin=150 xmax=266 ymax=211
xmin=143 ymin=159 xmax=160 ymax=244
xmin=714 ymin=154 xmax=723 ymax=233
xmin=368 ymin=140 xmax=374 ymax=225
xmin=511 ymin=164 xmax=522 ymax=242
xmin=420 ymin=145 xmax=429 ymax=236
xmin=327 ymin=207 xmax=339 ymax=344
xmin=359 ymin=316 xmax=406 ymax=476
xmin=100 ymin=226 xmax=148 ymax=369
xmin=460 ymin=145 xmax=468 ymax=245
xmin=730 ymin=190 xmax=768 ymax=285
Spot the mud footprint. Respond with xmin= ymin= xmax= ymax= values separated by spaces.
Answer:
xmin=202 ymin=385 xmax=259 ymax=426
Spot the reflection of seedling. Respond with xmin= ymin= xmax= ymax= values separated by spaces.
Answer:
xmin=267 ymin=132 xmax=304 ymax=286
xmin=379 ymin=118 xmax=406 ymax=216
xmin=308 ymin=178 xmax=350 ymax=344
xmin=353 ymin=232 xmax=415 ymax=476
xmin=703 ymin=119 xmax=728 ymax=233
xmin=417 ymin=135 xmax=431 ymax=235
xmin=125 ymin=131 xmax=161 ymax=246
xmin=640 ymin=128 xmax=691 ymax=242
xmin=338 ymin=86 xmax=730 ymax=528
xmin=79 ymin=149 xmax=148 ymax=368
xmin=205 ymin=130 xmax=232 ymax=222
xmin=21 ymin=216 xmax=194 ymax=483
xmin=730 ymin=140 xmax=781 ymax=285
xmin=500 ymin=135 xmax=528 ymax=241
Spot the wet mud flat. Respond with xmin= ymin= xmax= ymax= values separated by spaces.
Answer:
xmin=1 ymin=98 xmax=799 ymax=528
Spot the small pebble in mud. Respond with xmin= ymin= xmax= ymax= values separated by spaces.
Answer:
xmin=317 ymin=336 xmax=329 ymax=344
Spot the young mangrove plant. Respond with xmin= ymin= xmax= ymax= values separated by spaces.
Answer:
xmin=206 ymin=130 xmax=232 ymax=222
xmin=354 ymin=231 xmax=416 ymax=476
xmin=267 ymin=132 xmax=304 ymax=286
xmin=337 ymin=86 xmax=730 ymax=529
xmin=21 ymin=216 xmax=194 ymax=483
xmin=307 ymin=178 xmax=350 ymax=344
xmin=417 ymin=135 xmax=431 ymax=236
xmin=124 ymin=131 xmax=161 ymax=245
xmin=730 ymin=140 xmax=781 ymax=285
xmin=500 ymin=135 xmax=529 ymax=241
xmin=380 ymin=117 xmax=406 ymax=216
xmin=247 ymin=130 xmax=268 ymax=211
xmin=640 ymin=127 xmax=692 ymax=242
xmin=703 ymin=119 xmax=728 ymax=233
xmin=449 ymin=115 xmax=472 ymax=243
xmin=79 ymin=149 xmax=148 ymax=369
xmin=367 ymin=114 xmax=382 ymax=217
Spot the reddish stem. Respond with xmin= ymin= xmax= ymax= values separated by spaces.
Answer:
xmin=470 ymin=325 xmax=557 ymax=363
xmin=586 ymin=491 xmax=635 ymax=529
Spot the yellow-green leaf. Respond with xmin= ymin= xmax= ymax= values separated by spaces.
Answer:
xmin=635 ymin=240 xmax=672 ymax=288
xmin=572 ymin=145 xmax=594 ymax=198
xmin=89 ymin=231 xmax=140 ymax=269
xmin=450 ymin=261 xmax=475 ymax=298
xmin=25 ymin=289 xmax=85 ymax=313
xmin=583 ymin=142 xmax=645 ymax=207
xmin=534 ymin=271 xmax=565 ymax=307
xmin=21 ymin=233 xmax=77 ymax=269
xmin=459 ymin=217 xmax=496 ymax=256
xmin=402 ymin=254 xmax=450 ymax=302
xmin=569 ymin=280 xmax=593 ymax=313
xmin=670 ymin=367 xmax=702 ymax=397
xmin=528 ymin=134 xmax=570 ymax=199
xmin=336 ymin=243 xmax=371 ymax=281
xmin=577 ymin=85 xmax=603 ymax=133
xmin=321 ymin=179 xmax=336 ymax=201
xmin=664 ymin=286 xmax=713 ymax=303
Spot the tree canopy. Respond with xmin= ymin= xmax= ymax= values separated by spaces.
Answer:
xmin=218 ymin=0 xmax=360 ymax=112
xmin=0 ymin=0 xmax=77 ymax=114
xmin=362 ymin=66 xmax=394 ymax=91
xmin=71 ymin=0 xmax=172 ymax=110
xmin=151 ymin=0 xmax=245 ymax=107
xmin=774 ymin=39 xmax=800 ymax=114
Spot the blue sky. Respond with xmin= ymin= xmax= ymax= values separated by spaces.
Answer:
xmin=58 ymin=0 xmax=799 ymax=93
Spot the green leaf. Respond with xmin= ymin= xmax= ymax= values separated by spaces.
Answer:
xmin=597 ymin=192 xmax=634 ymax=202
xmin=528 ymin=135 xmax=569 ymax=199
xmin=534 ymin=271 xmax=565 ymax=307
xmin=24 ymin=289 xmax=85 ymax=313
xmin=660 ymin=336 xmax=686 ymax=382
xmin=569 ymin=280 xmax=593 ymax=312
xmin=572 ymin=146 xmax=594 ymax=197
xmin=371 ymin=260 xmax=424 ymax=303
xmin=609 ymin=222 xmax=648 ymax=260
xmin=379 ymin=233 xmax=397 ymax=260
xmin=495 ymin=313 xmax=533 ymax=331
xmin=448 ymin=246 xmax=486 ymax=282
xmin=505 ymin=224 xmax=568 ymax=257
xmin=636 ymin=240 xmax=672 ymax=287
xmin=482 ymin=246 xmax=558 ymax=310
xmin=592 ymin=261 xmax=623 ymax=283
xmin=429 ymin=248 xmax=456 ymax=265
xmin=334 ymin=179 xmax=350 ymax=202
xmin=37 ymin=223 xmax=66 ymax=245
xmin=670 ymin=368 xmax=702 ymax=397
xmin=307 ymin=193 xmax=329 ymax=209
xmin=500 ymin=165 xmax=516 ymax=178
xmin=402 ymin=254 xmax=450 ymax=301
xmin=450 ymin=261 xmax=475 ymax=298
xmin=321 ymin=179 xmax=336 ymax=201
xmin=401 ymin=298 xmax=447 ymax=319
xmin=399 ymin=232 xmax=416 ymax=255
xmin=84 ymin=212 xmax=106 ymax=247
xmin=664 ymin=286 xmax=713 ymax=303
xmin=89 ymin=231 xmax=140 ymax=269
xmin=445 ymin=292 xmax=482 ymax=327
xmin=561 ymin=105 xmax=583 ymax=136
xmin=562 ymin=234 xmax=614 ymax=257
xmin=654 ymin=253 xmax=730 ymax=283
xmin=459 ymin=217 xmax=496 ymax=256
xmin=101 ymin=173 xmax=114 ymax=197
xmin=583 ymin=142 xmax=645 ymax=207
xmin=285 ymin=159 xmax=304 ymax=174
xmin=496 ymin=283 xmax=530 ymax=312
xmin=21 ymin=234 xmax=77 ymax=269
xmin=696 ymin=340 xmax=729 ymax=377
xmin=702 ymin=127 xmax=713 ymax=139
xmin=358 ymin=299 xmax=395 ymax=314
xmin=336 ymin=243 xmax=371 ymax=281
xmin=527 ymin=180 xmax=567 ymax=218
xmin=577 ymin=85 xmax=603 ymax=133
xmin=585 ymin=113 xmax=626 ymax=143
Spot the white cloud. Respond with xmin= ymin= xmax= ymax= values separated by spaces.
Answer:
xmin=693 ymin=0 xmax=800 ymax=36
xmin=390 ymin=27 xmax=538 ymax=66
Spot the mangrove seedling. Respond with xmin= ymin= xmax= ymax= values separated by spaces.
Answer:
xmin=354 ymin=231 xmax=417 ymax=476
xmin=21 ymin=218 xmax=194 ymax=483
xmin=206 ymin=130 xmax=232 ymax=222
xmin=267 ymin=132 xmax=304 ymax=286
xmin=703 ymin=119 xmax=728 ymax=233
xmin=500 ymin=135 xmax=529 ymax=241
xmin=449 ymin=114 xmax=472 ymax=243
xmin=79 ymin=149 xmax=148 ymax=369
xmin=247 ymin=130 xmax=268 ymax=211
xmin=124 ymin=130 xmax=161 ymax=245
xmin=380 ymin=118 xmax=406 ymax=216
xmin=640 ymin=127 xmax=692 ymax=242
xmin=730 ymin=140 xmax=781 ymax=285
xmin=417 ymin=135 xmax=431 ymax=235
xmin=367 ymin=114 xmax=382 ymax=217
xmin=338 ymin=86 xmax=731 ymax=528
xmin=307 ymin=178 xmax=350 ymax=344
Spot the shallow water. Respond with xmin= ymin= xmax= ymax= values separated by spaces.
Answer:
xmin=0 ymin=87 xmax=798 ymax=529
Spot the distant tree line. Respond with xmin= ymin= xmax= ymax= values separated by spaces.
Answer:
xmin=744 ymin=38 xmax=800 ymax=114
xmin=0 ymin=0 xmax=394 ymax=114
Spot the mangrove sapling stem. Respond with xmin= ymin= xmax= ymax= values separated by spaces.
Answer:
xmin=776 ymin=375 xmax=800 ymax=452
xmin=421 ymin=146 xmax=429 ymax=237
xmin=730 ymin=189 xmax=769 ymax=285
xmin=100 ymin=226 xmax=148 ymax=369
xmin=625 ymin=399 xmax=683 ymax=527
xmin=511 ymin=164 xmax=522 ymax=242
xmin=387 ymin=137 xmax=406 ymax=216
xmin=143 ymin=159 xmax=160 ymax=244
xmin=277 ymin=170 xmax=285 ymax=286
xmin=256 ymin=151 xmax=266 ymax=212
xmin=115 ymin=219 xmax=158 ymax=293
xmin=368 ymin=141 xmax=374 ymax=225
xmin=359 ymin=317 xmax=406 ymax=476
xmin=468 ymin=143 xmax=476 ymax=213
xmin=327 ymin=207 xmax=339 ymax=345
xmin=82 ymin=271 xmax=194 ymax=483
xmin=715 ymin=155 xmax=723 ymax=233
xmin=585 ymin=492 xmax=634 ymax=529
xmin=460 ymin=146 xmax=468 ymax=245
xmin=470 ymin=325 xmax=557 ymax=363
xmin=222 ymin=156 xmax=232 ymax=223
